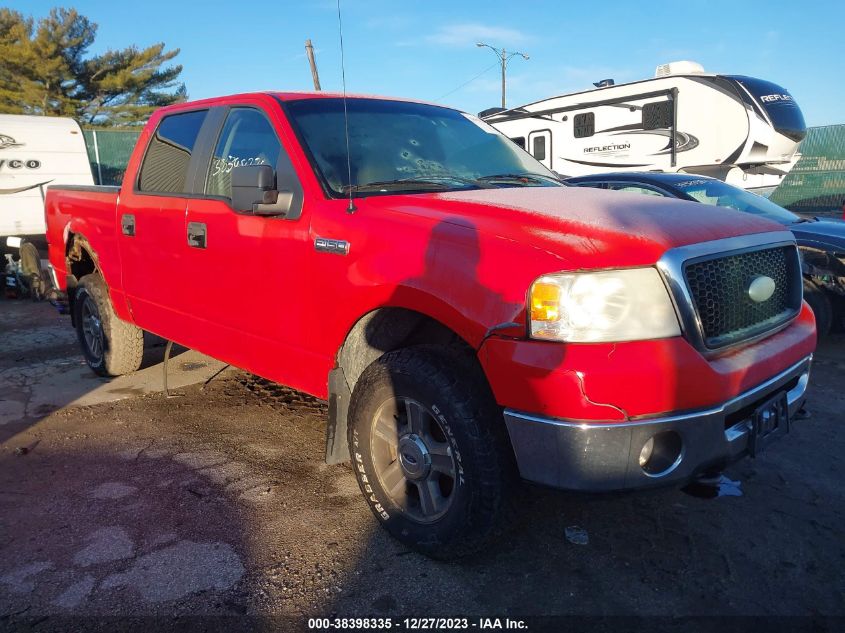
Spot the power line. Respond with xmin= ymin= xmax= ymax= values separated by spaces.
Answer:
xmin=435 ymin=62 xmax=500 ymax=102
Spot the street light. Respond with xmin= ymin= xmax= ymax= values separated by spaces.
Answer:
xmin=476 ymin=42 xmax=529 ymax=109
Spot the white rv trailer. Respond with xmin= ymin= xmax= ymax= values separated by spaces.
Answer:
xmin=0 ymin=114 xmax=94 ymax=254
xmin=481 ymin=61 xmax=806 ymax=193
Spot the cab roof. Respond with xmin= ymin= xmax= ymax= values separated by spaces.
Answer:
xmin=158 ymin=91 xmax=450 ymax=113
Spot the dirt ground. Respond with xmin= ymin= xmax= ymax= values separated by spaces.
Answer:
xmin=1 ymin=298 xmax=843 ymax=627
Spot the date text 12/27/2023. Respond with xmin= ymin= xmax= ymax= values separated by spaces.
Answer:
xmin=307 ymin=617 xmax=528 ymax=630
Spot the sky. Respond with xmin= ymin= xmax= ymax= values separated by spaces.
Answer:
xmin=9 ymin=0 xmax=845 ymax=126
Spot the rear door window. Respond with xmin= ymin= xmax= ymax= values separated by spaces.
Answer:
xmin=138 ymin=110 xmax=207 ymax=194
xmin=206 ymin=108 xmax=282 ymax=199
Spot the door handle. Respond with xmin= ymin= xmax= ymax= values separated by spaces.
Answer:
xmin=121 ymin=214 xmax=135 ymax=237
xmin=187 ymin=222 xmax=207 ymax=249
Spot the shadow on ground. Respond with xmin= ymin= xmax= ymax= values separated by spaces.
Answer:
xmin=1 ymin=298 xmax=843 ymax=623
xmin=0 ymin=298 xmax=227 ymax=443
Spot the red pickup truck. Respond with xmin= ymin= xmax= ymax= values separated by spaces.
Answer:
xmin=45 ymin=92 xmax=816 ymax=558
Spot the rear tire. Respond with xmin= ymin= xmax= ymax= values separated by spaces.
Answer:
xmin=803 ymin=278 xmax=832 ymax=338
xmin=74 ymin=274 xmax=144 ymax=377
xmin=348 ymin=345 xmax=516 ymax=559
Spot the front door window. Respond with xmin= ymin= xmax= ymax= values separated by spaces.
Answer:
xmin=206 ymin=108 xmax=282 ymax=199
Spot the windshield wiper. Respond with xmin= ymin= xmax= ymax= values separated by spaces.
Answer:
xmin=346 ymin=179 xmax=449 ymax=193
xmin=475 ymin=173 xmax=564 ymax=186
xmin=792 ymin=217 xmax=819 ymax=224
xmin=345 ymin=175 xmax=493 ymax=193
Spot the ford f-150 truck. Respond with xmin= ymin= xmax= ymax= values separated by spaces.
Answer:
xmin=45 ymin=92 xmax=816 ymax=558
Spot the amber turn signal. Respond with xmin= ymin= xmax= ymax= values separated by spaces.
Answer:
xmin=530 ymin=281 xmax=561 ymax=322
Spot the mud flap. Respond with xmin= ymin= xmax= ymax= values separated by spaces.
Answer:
xmin=326 ymin=367 xmax=352 ymax=464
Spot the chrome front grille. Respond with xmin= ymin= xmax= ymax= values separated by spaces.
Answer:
xmin=683 ymin=245 xmax=802 ymax=349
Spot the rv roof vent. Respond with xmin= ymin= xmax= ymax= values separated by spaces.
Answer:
xmin=478 ymin=107 xmax=507 ymax=119
xmin=655 ymin=61 xmax=705 ymax=77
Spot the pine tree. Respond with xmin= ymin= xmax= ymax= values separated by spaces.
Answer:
xmin=0 ymin=9 xmax=38 ymax=114
xmin=0 ymin=7 xmax=185 ymax=125
xmin=77 ymin=44 xmax=187 ymax=126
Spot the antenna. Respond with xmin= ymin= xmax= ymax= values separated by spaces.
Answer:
xmin=336 ymin=0 xmax=356 ymax=214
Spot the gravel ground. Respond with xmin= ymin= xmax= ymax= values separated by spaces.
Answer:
xmin=0 ymin=298 xmax=843 ymax=628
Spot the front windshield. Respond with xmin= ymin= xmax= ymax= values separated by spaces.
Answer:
xmin=283 ymin=97 xmax=560 ymax=196
xmin=674 ymin=178 xmax=800 ymax=225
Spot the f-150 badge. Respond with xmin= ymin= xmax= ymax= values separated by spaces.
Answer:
xmin=315 ymin=237 xmax=350 ymax=256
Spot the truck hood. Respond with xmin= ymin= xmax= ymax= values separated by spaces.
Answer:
xmin=384 ymin=186 xmax=785 ymax=269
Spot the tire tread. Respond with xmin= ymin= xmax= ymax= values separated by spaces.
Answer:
xmin=75 ymin=274 xmax=144 ymax=376
xmin=350 ymin=344 xmax=517 ymax=559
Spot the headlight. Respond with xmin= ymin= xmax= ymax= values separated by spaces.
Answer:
xmin=529 ymin=268 xmax=681 ymax=342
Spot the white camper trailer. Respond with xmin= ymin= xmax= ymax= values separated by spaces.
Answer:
xmin=0 ymin=114 xmax=94 ymax=254
xmin=482 ymin=61 xmax=806 ymax=193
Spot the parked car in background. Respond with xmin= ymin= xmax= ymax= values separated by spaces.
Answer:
xmin=45 ymin=92 xmax=815 ymax=558
xmin=567 ymin=172 xmax=845 ymax=336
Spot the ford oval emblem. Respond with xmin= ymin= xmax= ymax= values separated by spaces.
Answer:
xmin=748 ymin=276 xmax=776 ymax=303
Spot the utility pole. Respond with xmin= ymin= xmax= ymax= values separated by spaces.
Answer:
xmin=501 ymin=49 xmax=506 ymax=109
xmin=305 ymin=39 xmax=322 ymax=91
xmin=476 ymin=43 xmax=529 ymax=109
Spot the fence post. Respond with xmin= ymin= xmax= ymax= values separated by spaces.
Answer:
xmin=91 ymin=130 xmax=104 ymax=185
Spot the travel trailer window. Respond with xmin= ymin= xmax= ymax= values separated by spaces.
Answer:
xmin=510 ymin=136 xmax=526 ymax=149
xmin=532 ymin=136 xmax=546 ymax=160
xmin=642 ymin=101 xmax=673 ymax=130
xmin=574 ymin=113 xmax=595 ymax=138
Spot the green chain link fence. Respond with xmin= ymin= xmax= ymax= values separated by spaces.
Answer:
xmin=83 ymin=128 xmax=142 ymax=186
xmin=770 ymin=125 xmax=845 ymax=217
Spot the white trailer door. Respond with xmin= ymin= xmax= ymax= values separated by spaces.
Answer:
xmin=528 ymin=129 xmax=552 ymax=170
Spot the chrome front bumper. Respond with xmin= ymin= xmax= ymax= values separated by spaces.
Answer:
xmin=503 ymin=355 xmax=812 ymax=491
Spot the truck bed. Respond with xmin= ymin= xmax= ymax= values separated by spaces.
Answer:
xmin=45 ymin=185 xmax=121 ymax=292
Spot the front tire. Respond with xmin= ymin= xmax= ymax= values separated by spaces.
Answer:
xmin=74 ymin=274 xmax=144 ymax=377
xmin=348 ymin=345 xmax=516 ymax=559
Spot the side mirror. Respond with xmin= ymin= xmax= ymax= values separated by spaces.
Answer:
xmin=231 ymin=164 xmax=292 ymax=217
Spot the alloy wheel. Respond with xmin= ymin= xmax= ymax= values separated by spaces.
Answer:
xmin=81 ymin=295 xmax=104 ymax=362
xmin=370 ymin=396 xmax=457 ymax=523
